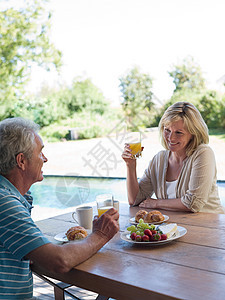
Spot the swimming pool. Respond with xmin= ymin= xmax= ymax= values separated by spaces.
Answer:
xmin=30 ymin=176 xmax=225 ymax=208
xmin=30 ymin=176 xmax=128 ymax=209
xmin=30 ymin=176 xmax=129 ymax=220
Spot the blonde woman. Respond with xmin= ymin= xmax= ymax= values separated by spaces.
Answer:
xmin=122 ymin=102 xmax=224 ymax=213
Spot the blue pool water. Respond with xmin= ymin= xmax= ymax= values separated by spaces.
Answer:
xmin=30 ymin=176 xmax=225 ymax=209
xmin=30 ymin=176 xmax=128 ymax=209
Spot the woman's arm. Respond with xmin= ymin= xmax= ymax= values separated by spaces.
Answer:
xmin=126 ymin=163 xmax=139 ymax=205
xmin=122 ymin=144 xmax=139 ymax=205
xmin=139 ymin=197 xmax=191 ymax=212
xmin=181 ymin=145 xmax=218 ymax=212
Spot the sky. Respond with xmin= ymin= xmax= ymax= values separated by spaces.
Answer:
xmin=26 ymin=0 xmax=225 ymax=106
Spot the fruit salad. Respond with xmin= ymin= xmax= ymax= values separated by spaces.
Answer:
xmin=127 ymin=218 xmax=167 ymax=242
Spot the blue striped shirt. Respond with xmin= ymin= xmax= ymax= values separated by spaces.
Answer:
xmin=0 ymin=175 xmax=50 ymax=299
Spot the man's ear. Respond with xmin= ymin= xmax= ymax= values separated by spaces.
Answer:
xmin=16 ymin=153 xmax=26 ymax=171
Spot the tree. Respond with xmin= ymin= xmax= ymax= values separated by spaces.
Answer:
xmin=119 ymin=66 xmax=154 ymax=129
xmin=0 ymin=0 xmax=62 ymax=119
xmin=69 ymin=78 xmax=110 ymax=115
xmin=156 ymin=89 xmax=225 ymax=129
xmin=10 ymin=77 xmax=110 ymax=128
xmin=168 ymin=56 xmax=206 ymax=93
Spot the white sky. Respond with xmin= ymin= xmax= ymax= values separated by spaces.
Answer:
xmin=23 ymin=0 xmax=225 ymax=105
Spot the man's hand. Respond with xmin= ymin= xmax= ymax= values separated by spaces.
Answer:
xmin=93 ymin=208 xmax=119 ymax=241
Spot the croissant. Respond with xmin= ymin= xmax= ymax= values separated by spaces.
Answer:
xmin=144 ymin=210 xmax=165 ymax=223
xmin=135 ymin=210 xmax=148 ymax=223
xmin=66 ymin=226 xmax=88 ymax=241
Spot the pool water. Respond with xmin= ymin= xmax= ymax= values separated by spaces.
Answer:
xmin=30 ymin=176 xmax=128 ymax=209
xmin=30 ymin=176 xmax=225 ymax=209
xmin=218 ymin=181 xmax=225 ymax=206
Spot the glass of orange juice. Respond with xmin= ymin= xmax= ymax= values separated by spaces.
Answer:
xmin=96 ymin=194 xmax=113 ymax=217
xmin=126 ymin=131 xmax=142 ymax=159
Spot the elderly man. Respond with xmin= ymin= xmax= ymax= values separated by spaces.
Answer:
xmin=0 ymin=117 xmax=119 ymax=299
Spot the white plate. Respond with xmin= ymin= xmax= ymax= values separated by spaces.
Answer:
xmin=54 ymin=229 xmax=91 ymax=242
xmin=120 ymin=226 xmax=187 ymax=245
xmin=129 ymin=214 xmax=169 ymax=225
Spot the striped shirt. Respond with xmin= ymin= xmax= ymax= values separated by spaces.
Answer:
xmin=0 ymin=175 xmax=50 ymax=299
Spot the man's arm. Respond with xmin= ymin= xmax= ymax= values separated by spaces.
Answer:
xmin=27 ymin=208 xmax=119 ymax=273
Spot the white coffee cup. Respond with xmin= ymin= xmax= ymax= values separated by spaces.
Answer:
xmin=72 ymin=206 xmax=93 ymax=229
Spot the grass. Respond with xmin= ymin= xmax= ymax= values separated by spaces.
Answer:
xmin=209 ymin=129 xmax=225 ymax=142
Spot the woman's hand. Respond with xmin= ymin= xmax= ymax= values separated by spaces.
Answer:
xmin=121 ymin=143 xmax=136 ymax=167
xmin=139 ymin=198 xmax=157 ymax=209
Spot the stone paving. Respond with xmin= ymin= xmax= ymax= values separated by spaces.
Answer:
xmin=33 ymin=275 xmax=99 ymax=299
xmin=43 ymin=128 xmax=225 ymax=180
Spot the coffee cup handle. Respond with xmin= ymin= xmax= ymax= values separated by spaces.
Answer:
xmin=72 ymin=212 xmax=79 ymax=223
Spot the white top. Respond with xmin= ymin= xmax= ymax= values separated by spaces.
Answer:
xmin=166 ymin=180 xmax=178 ymax=199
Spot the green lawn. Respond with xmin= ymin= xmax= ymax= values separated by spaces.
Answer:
xmin=209 ymin=129 xmax=225 ymax=142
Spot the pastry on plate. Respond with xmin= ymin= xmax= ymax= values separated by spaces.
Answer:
xmin=144 ymin=210 xmax=165 ymax=223
xmin=66 ymin=226 xmax=88 ymax=241
xmin=135 ymin=210 xmax=148 ymax=222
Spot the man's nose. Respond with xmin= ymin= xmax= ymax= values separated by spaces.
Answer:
xmin=42 ymin=153 xmax=48 ymax=163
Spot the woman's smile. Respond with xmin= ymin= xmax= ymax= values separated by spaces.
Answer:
xmin=163 ymin=120 xmax=192 ymax=155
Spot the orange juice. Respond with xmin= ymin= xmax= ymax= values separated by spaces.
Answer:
xmin=98 ymin=206 xmax=113 ymax=217
xmin=129 ymin=142 xmax=142 ymax=156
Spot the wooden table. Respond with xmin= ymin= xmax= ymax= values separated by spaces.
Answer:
xmin=33 ymin=203 xmax=225 ymax=300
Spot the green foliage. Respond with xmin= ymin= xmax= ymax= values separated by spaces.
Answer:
xmin=39 ymin=109 xmax=124 ymax=142
xmin=69 ymin=78 xmax=109 ymax=115
xmin=119 ymin=66 xmax=154 ymax=130
xmin=168 ymin=56 xmax=206 ymax=92
xmin=155 ymin=89 xmax=225 ymax=129
xmin=5 ymin=76 xmax=111 ymax=128
xmin=0 ymin=0 xmax=62 ymax=119
xmin=194 ymin=91 xmax=225 ymax=128
xmin=155 ymin=56 xmax=225 ymax=129
xmin=34 ymin=78 xmax=110 ymax=127
xmin=209 ymin=129 xmax=225 ymax=141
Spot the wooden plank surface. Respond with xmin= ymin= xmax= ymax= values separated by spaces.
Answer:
xmin=32 ymin=246 xmax=225 ymax=300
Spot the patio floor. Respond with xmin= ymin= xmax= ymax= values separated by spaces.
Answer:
xmin=42 ymin=129 xmax=225 ymax=180
xmin=33 ymin=274 xmax=99 ymax=299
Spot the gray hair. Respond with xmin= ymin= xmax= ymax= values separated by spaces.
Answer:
xmin=0 ymin=117 xmax=40 ymax=175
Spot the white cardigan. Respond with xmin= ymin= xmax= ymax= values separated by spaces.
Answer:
xmin=134 ymin=144 xmax=225 ymax=214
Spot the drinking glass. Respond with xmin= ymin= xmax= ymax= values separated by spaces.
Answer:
xmin=96 ymin=194 xmax=113 ymax=217
xmin=125 ymin=131 xmax=142 ymax=159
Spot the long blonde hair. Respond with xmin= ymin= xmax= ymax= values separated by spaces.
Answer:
xmin=159 ymin=102 xmax=209 ymax=156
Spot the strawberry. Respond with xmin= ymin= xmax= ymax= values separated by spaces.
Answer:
xmin=151 ymin=230 xmax=157 ymax=235
xmin=142 ymin=235 xmax=150 ymax=242
xmin=152 ymin=233 xmax=161 ymax=241
xmin=130 ymin=232 xmax=137 ymax=240
xmin=135 ymin=235 xmax=142 ymax=242
xmin=144 ymin=229 xmax=152 ymax=237
xmin=161 ymin=234 xmax=167 ymax=240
